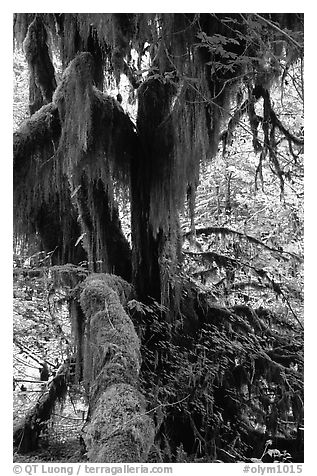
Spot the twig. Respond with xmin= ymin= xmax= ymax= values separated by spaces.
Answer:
xmin=14 ymin=378 xmax=47 ymax=384
xmin=14 ymin=355 xmax=41 ymax=370
xmin=13 ymin=338 xmax=57 ymax=368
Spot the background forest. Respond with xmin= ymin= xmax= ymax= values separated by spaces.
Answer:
xmin=13 ymin=13 xmax=303 ymax=464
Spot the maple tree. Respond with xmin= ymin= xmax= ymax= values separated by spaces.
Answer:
xmin=13 ymin=13 xmax=304 ymax=463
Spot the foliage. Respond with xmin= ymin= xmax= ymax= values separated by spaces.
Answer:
xmin=180 ymin=59 xmax=303 ymax=326
xmin=13 ymin=50 xmax=29 ymax=130
xmin=128 ymin=287 xmax=303 ymax=462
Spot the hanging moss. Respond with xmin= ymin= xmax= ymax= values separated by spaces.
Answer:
xmin=14 ymin=103 xmax=59 ymax=161
xmin=13 ymin=14 xmax=303 ymax=461
xmin=13 ymin=102 xmax=87 ymax=264
xmin=72 ymin=175 xmax=132 ymax=277
xmin=53 ymin=52 xmax=94 ymax=167
xmin=14 ymin=50 xmax=136 ymax=269
xmin=53 ymin=52 xmax=136 ymax=187
xmin=13 ymin=103 xmax=59 ymax=205
xmin=133 ymin=13 xmax=302 ymax=238
xmin=136 ymin=78 xmax=176 ymax=234
xmin=46 ymin=52 xmax=135 ymax=275
xmin=13 ymin=104 xmax=60 ymax=237
xmin=130 ymin=13 xmax=247 ymax=306
xmin=49 ymin=13 xmax=247 ymax=240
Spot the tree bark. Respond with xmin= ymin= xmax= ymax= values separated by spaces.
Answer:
xmin=130 ymin=79 xmax=175 ymax=302
xmin=130 ymin=167 xmax=162 ymax=301
xmin=75 ymin=175 xmax=131 ymax=281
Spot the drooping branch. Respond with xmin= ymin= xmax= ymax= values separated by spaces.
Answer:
xmin=74 ymin=175 xmax=132 ymax=280
xmin=13 ymin=337 xmax=57 ymax=369
xmin=183 ymin=249 xmax=303 ymax=329
xmin=253 ymin=85 xmax=303 ymax=192
xmin=220 ymin=97 xmax=249 ymax=154
xmin=221 ymin=85 xmax=303 ymax=162
xmin=183 ymin=226 xmax=303 ymax=262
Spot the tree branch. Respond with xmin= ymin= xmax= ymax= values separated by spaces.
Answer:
xmin=183 ymin=249 xmax=303 ymax=329
xmin=183 ymin=226 xmax=303 ymax=262
xmin=253 ymin=14 xmax=303 ymax=51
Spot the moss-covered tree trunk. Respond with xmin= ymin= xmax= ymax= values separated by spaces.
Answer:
xmin=130 ymin=164 xmax=162 ymax=302
xmin=130 ymin=78 xmax=182 ymax=306
xmin=79 ymin=274 xmax=154 ymax=462
xmin=23 ymin=15 xmax=57 ymax=115
xmin=74 ymin=175 xmax=131 ymax=280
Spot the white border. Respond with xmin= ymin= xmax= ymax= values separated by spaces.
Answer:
xmin=2 ymin=5 xmax=313 ymax=475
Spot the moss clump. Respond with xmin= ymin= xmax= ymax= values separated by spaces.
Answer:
xmin=53 ymin=52 xmax=95 ymax=170
xmin=53 ymin=52 xmax=136 ymax=191
xmin=84 ymin=273 xmax=134 ymax=304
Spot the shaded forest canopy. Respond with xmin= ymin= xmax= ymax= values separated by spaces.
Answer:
xmin=13 ymin=13 xmax=304 ymax=463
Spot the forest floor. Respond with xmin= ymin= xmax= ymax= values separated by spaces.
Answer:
xmin=13 ymin=438 xmax=85 ymax=463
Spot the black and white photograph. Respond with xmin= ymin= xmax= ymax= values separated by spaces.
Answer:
xmin=11 ymin=9 xmax=304 ymax=471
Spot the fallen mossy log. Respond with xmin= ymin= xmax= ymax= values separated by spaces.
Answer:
xmin=13 ymin=363 xmax=69 ymax=453
xmin=79 ymin=274 xmax=155 ymax=462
